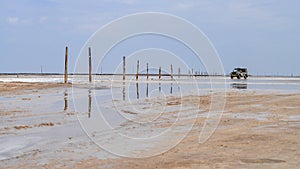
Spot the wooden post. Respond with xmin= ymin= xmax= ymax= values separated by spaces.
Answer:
xmin=88 ymin=47 xmax=92 ymax=83
xmin=170 ymin=64 xmax=173 ymax=80
xmin=64 ymin=46 xmax=68 ymax=84
xmin=136 ymin=60 xmax=139 ymax=80
xmin=123 ymin=56 xmax=126 ymax=81
xmin=159 ymin=66 xmax=161 ymax=79
xmin=146 ymin=63 xmax=149 ymax=80
xmin=178 ymin=67 xmax=180 ymax=78
xmin=188 ymin=69 xmax=191 ymax=78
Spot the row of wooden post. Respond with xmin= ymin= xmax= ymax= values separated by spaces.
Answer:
xmin=64 ymin=46 xmax=92 ymax=84
xmin=64 ymin=48 xmax=191 ymax=84
xmin=122 ymin=56 xmax=177 ymax=81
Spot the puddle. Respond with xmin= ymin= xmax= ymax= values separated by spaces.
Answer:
xmin=254 ymin=124 xmax=279 ymax=130
xmin=288 ymin=115 xmax=300 ymax=121
xmin=223 ymin=112 xmax=272 ymax=121
xmin=0 ymin=136 xmax=41 ymax=161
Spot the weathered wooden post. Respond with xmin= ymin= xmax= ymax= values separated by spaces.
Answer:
xmin=88 ymin=47 xmax=92 ymax=83
xmin=136 ymin=60 xmax=139 ymax=80
xmin=178 ymin=67 xmax=180 ymax=78
xmin=170 ymin=64 xmax=173 ymax=80
xmin=64 ymin=46 xmax=68 ymax=84
xmin=123 ymin=56 xmax=126 ymax=81
xmin=159 ymin=66 xmax=161 ymax=79
xmin=146 ymin=63 xmax=149 ymax=80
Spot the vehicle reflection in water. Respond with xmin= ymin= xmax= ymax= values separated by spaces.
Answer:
xmin=231 ymin=83 xmax=247 ymax=89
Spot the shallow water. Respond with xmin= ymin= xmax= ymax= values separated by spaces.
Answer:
xmin=1 ymin=75 xmax=299 ymax=91
xmin=1 ymin=75 xmax=300 ymax=161
xmin=1 ymin=76 xmax=299 ymax=131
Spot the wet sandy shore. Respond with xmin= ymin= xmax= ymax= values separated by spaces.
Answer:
xmin=0 ymin=82 xmax=71 ymax=95
xmin=0 ymin=81 xmax=299 ymax=168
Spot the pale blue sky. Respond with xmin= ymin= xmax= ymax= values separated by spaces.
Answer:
xmin=1 ymin=0 xmax=299 ymax=75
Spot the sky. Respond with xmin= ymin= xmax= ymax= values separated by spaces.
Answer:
xmin=1 ymin=0 xmax=300 ymax=76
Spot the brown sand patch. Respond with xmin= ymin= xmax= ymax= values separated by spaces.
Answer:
xmin=240 ymin=158 xmax=286 ymax=164
xmin=167 ymin=101 xmax=181 ymax=105
xmin=0 ymin=82 xmax=71 ymax=96
xmin=21 ymin=98 xmax=31 ymax=100
xmin=121 ymin=110 xmax=138 ymax=115
xmin=14 ymin=125 xmax=32 ymax=130
xmin=35 ymin=122 xmax=55 ymax=127
xmin=12 ymin=122 xmax=55 ymax=130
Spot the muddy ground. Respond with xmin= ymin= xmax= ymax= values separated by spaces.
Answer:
xmin=0 ymin=82 xmax=299 ymax=168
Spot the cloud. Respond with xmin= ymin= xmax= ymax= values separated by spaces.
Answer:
xmin=21 ymin=18 xmax=33 ymax=24
xmin=39 ymin=16 xmax=48 ymax=23
xmin=172 ymin=0 xmax=213 ymax=11
xmin=174 ymin=3 xmax=194 ymax=11
xmin=76 ymin=23 xmax=100 ymax=33
xmin=6 ymin=17 xmax=19 ymax=24
xmin=226 ymin=1 xmax=295 ymax=29
xmin=104 ymin=0 xmax=137 ymax=5
xmin=5 ymin=16 xmax=49 ymax=25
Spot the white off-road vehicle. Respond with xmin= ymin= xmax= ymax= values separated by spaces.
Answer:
xmin=230 ymin=67 xmax=248 ymax=79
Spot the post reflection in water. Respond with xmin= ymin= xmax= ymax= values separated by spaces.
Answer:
xmin=64 ymin=90 xmax=68 ymax=111
xmin=159 ymin=83 xmax=161 ymax=93
xmin=146 ymin=82 xmax=149 ymax=97
xmin=122 ymin=81 xmax=126 ymax=101
xmin=120 ymin=82 xmax=177 ymax=101
xmin=88 ymin=89 xmax=92 ymax=118
xmin=136 ymin=82 xmax=139 ymax=99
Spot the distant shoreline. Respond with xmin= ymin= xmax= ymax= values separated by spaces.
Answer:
xmin=0 ymin=73 xmax=299 ymax=78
